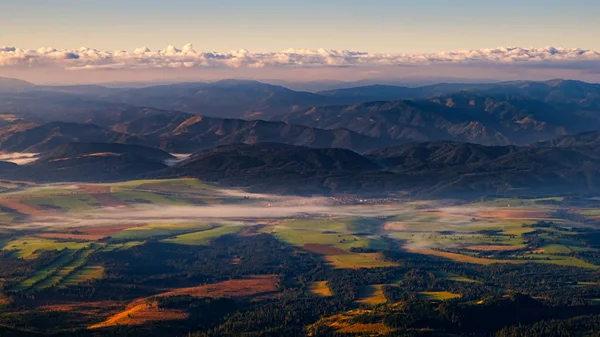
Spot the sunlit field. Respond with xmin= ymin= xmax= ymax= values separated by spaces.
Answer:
xmin=2 ymin=179 xmax=600 ymax=334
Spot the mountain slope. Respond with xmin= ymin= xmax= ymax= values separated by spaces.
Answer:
xmin=106 ymin=80 xmax=329 ymax=119
xmin=39 ymin=142 xmax=174 ymax=162
xmin=159 ymin=137 xmax=600 ymax=197
xmin=277 ymin=92 xmax=600 ymax=145
xmin=0 ymin=122 xmax=151 ymax=152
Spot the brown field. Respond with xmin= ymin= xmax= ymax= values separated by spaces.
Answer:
xmin=90 ymin=275 xmax=278 ymax=329
xmin=303 ymin=244 xmax=348 ymax=255
xmin=465 ymin=244 xmax=527 ymax=252
xmin=89 ymin=301 xmax=187 ymax=329
xmin=0 ymin=199 xmax=47 ymax=216
xmin=162 ymin=275 xmax=279 ymax=299
xmin=38 ymin=224 xmax=144 ymax=241
xmin=405 ymin=245 xmax=524 ymax=265
xmin=92 ymin=193 xmax=127 ymax=207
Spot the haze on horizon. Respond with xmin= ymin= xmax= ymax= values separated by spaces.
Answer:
xmin=1 ymin=0 xmax=599 ymax=84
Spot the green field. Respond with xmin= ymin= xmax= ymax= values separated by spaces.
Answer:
xmin=26 ymin=194 xmax=100 ymax=212
xmin=3 ymin=238 xmax=90 ymax=258
xmin=272 ymin=219 xmax=388 ymax=251
xmin=108 ymin=178 xmax=214 ymax=191
xmin=418 ymin=291 xmax=461 ymax=301
xmin=99 ymin=241 xmax=145 ymax=252
xmin=163 ymin=225 xmax=243 ymax=245
xmin=34 ymin=247 xmax=98 ymax=289
xmin=111 ymin=223 xmax=212 ymax=240
xmin=111 ymin=190 xmax=188 ymax=206
xmin=10 ymin=250 xmax=76 ymax=291
xmin=61 ymin=265 xmax=105 ymax=286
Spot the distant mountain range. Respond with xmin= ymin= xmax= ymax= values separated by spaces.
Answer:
xmin=1 ymin=77 xmax=599 ymax=147
xmin=1 ymin=77 xmax=600 ymax=197
xmin=0 ymin=131 xmax=599 ymax=198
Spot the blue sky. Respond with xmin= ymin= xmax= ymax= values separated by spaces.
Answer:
xmin=2 ymin=0 xmax=598 ymax=52
xmin=1 ymin=0 xmax=599 ymax=84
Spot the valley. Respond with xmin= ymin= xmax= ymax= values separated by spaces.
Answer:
xmin=1 ymin=179 xmax=600 ymax=335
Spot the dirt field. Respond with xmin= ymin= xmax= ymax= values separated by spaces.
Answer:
xmin=92 ymin=193 xmax=128 ymax=207
xmin=38 ymin=224 xmax=144 ymax=241
xmin=0 ymin=199 xmax=47 ymax=216
xmin=303 ymin=244 xmax=348 ymax=255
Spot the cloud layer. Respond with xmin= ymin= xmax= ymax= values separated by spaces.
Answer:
xmin=1 ymin=44 xmax=599 ymax=70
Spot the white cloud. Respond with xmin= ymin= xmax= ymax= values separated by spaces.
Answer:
xmin=0 ymin=44 xmax=599 ymax=71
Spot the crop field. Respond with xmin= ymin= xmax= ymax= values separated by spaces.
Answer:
xmin=26 ymin=194 xmax=101 ymax=212
xmin=61 ymin=265 xmax=104 ymax=286
xmin=39 ymin=224 xmax=145 ymax=241
xmin=111 ymin=223 xmax=212 ymax=240
xmin=2 ymin=180 xmax=600 ymax=334
xmin=3 ymin=237 xmax=90 ymax=258
xmin=270 ymin=219 xmax=393 ymax=268
xmin=10 ymin=250 xmax=76 ymax=291
xmin=418 ymin=291 xmax=461 ymax=301
xmin=163 ymin=225 xmax=243 ymax=245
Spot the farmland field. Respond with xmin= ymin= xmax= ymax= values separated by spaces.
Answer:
xmin=2 ymin=179 xmax=600 ymax=335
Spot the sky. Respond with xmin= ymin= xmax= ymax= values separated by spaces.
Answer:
xmin=1 ymin=0 xmax=599 ymax=84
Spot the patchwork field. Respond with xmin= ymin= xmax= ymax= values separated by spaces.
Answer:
xmin=2 ymin=180 xmax=600 ymax=334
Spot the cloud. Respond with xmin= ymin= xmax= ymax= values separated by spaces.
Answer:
xmin=1 ymin=44 xmax=599 ymax=71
